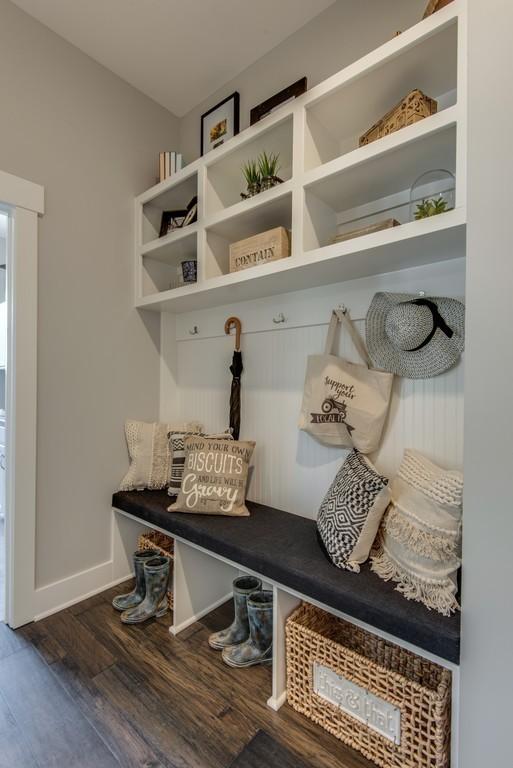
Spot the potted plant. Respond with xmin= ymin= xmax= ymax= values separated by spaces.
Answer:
xmin=241 ymin=160 xmax=261 ymax=199
xmin=410 ymin=169 xmax=455 ymax=221
xmin=414 ymin=196 xmax=451 ymax=219
xmin=258 ymin=151 xmax=282 ymax=191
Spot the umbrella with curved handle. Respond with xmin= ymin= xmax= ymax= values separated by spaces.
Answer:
xmin=225 ymin=316 xmax=243 ymax=440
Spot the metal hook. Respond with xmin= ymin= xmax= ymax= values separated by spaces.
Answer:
xmin=224 ymin=316 xmax=242 ymax=350
xmin=189 ymin=325 xmax=199 ymax=336
xmin=273 ymin=312 xmax=286 ymax=324
xmin=337 ymin=303 xmax=348 ymax=315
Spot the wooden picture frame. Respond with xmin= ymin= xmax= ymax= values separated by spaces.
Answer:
xmin=250 ymin=77 xmax=307 ymax=126
xmin=423 ymin=0 xmax=454 ymax=19
xmin=200 ymin=92 xmax=240 ymax=155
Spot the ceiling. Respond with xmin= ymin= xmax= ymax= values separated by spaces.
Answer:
xmin=10 ymin=0 xmax=336 ymax=116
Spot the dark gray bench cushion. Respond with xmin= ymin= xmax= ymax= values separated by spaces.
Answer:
xmin=112 ymin=490 xmax=460 ymax=663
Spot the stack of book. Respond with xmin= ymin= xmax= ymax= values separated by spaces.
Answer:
xmin=159 ymin=151 xmax=183 ymax=182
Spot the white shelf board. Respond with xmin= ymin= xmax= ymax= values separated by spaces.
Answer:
xmin=141 ymin=222 xmax=198 ymax=263
xmin=136 ymin=208 xmax=465 ymax=313
xmin=304 ymin=106 xmax=458 ymax=196
xmin=304 ymin=18 xmax=457 ymax=149
xmin=302 ymin=1 xmax=460 ymax=115
xmin=304 ymin=113 xmax=457 ymax=213
xmin=206 ymin=115 xmax=293 ymax=181
xmin=137 ymin=163 xmax=200 ymax=207
xmin=205 ymin=181 xmax=293 ymax=241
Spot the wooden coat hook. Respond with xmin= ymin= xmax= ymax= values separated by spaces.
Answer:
xmin=225 ymin=316 xmax=242 ymax=350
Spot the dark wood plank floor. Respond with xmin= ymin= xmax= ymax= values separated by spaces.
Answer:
xmin=0 ymin=580 xmax=374 ymax=768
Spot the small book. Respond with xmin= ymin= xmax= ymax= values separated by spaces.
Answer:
xmin=159 ymin=152 xmax=165 ymax=183
xmin=176 ymin=153 xmax=183 ymax=172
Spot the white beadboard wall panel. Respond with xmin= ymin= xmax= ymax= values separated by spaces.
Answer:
xmin=161 ymin=259 xmax=465 ymax=519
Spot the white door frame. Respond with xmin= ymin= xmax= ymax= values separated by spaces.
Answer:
xmin=0 ymin=170 xmax=44 ymax=628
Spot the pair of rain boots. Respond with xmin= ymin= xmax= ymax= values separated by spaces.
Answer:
xmin=208 ymin=576 xmax=273 ymax=668
xmin=112 ymin=549 xmax=171 ymax=624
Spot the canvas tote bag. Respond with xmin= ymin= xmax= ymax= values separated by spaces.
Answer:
xmin=299 ymin=310 xmax=393 ymax=453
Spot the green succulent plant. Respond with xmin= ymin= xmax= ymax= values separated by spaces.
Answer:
xmin=414 ymin=196 xmax=451 ymax=219
xmin=258 ymin=151 xmax=281 ymax=179
xmin=242 ymin=159 xmax=261 ymax=188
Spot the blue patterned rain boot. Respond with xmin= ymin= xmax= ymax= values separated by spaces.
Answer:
xmin=222 ymin=590 xmax=273 ymax=667
xmin=112 ymin=549 xmax=160 ymax=611
xmin=120 ymin=555 xmax=171 ymax=624
xmin=208 ymin=576 xmax=262 ymax=650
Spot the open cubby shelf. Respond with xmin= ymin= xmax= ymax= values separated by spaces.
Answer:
xmin=134 ymin=2 xmax=465 ymax=313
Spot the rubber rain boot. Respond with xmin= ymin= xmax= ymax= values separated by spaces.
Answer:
xmin=121 ymin=555 xmax=171 ymax=624
xmin=112 ymin=549 xmax=159 ymax=611
xmin=222 ymin=590 xmax=273 ymax=667
xmin=208 ymin=576 xmax=262 ymax=650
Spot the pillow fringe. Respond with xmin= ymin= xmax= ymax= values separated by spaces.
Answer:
xmin=370 ymin=541 xmax=459 ymax=617
xmin=383 ymin=506 xmax=460 ymax=563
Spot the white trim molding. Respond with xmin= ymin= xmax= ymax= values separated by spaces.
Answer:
xmin=0 ymin=170 xmax=44 ymax=215
xmin=0 ymin=170 xmax=44 ymax=627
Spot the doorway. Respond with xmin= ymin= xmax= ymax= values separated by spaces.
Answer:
xmin=0 ymin=169 xmax=43 ymax=628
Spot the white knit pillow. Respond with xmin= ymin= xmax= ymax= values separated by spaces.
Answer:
xmin=371 ymin=449 xmax=463 ymax=616
xmin=119 ymin=420 xmax=202 ymax=491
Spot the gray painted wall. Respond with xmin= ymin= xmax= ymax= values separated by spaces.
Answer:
xmin=460 ymin=0 xmax=513 ymax=764
xmin=179 ymin=0 xmax=426 ymax=162
xmin=0 ymin=0 xmax=179 ymax=588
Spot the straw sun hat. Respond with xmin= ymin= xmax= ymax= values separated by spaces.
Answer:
xmin=365 ymin=293 xmax=465 ymax=379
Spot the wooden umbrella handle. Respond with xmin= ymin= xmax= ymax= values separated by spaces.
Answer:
xmin=225 ymin=316 xmax=242 ymax=350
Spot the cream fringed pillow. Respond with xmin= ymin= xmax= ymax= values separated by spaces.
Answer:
xmin=370 ymin=449 xmax=463 ymax=616
xmin=119 ymin=420 xmax=202 ymax=491
xmin=169 ymin=436 xmax=255 ymax=516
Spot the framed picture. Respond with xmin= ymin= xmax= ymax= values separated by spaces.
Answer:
xmin=159 ymin=209 xmax=187 ymax=238
xmin=201 ymin=92 xmax=240 ymax=155
xmin=182 ymin=196 xmax=198 ymax=228
xmin=423 ymin=0 xmax=453 ymax=18
xmin=250 ymin=77 xmax=307 ymax=126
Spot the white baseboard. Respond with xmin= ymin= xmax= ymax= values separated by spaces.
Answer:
xmin=33 ymin=560 xmax=133 ymax=621
xmin=267 ymin=692 xmax=287 ymax=711
xmin=169 ymin=590 xmax=233 ymax=636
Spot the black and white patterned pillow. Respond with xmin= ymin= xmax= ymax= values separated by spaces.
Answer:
xmin=317 ymin=450 xmax=390 ymax=572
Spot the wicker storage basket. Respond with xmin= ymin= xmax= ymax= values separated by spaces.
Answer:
xmin=286 ymin=603 xmax=451 ymax=768
xmin=138 ymin=530 xmax=174 ymax=610
xmin=359 ymin=89 xmax=438 ymax=146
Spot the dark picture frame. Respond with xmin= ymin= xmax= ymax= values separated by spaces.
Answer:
xmin=159 ymin=209 xmax=187 ymax=238
xmin=201 ymin=92 xmax=240 ymax=155
xmin=250 ymin=77 xmax=307 ymax=126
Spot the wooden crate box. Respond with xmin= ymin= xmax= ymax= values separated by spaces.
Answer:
xmin=229 ymin=227 xmax=290 ymax=273
xmin=359 ymin=89 xmax=437 ymax=146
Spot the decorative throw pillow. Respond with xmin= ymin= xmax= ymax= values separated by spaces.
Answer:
xmin=370 ymin=449 xmax=463 ymax=616
xmin=168 ymin=436 xmax=255 ymax=516
xmin=167 ymin=430 xmax=233 ymax=497
xmin=119 ymin=420 xmax=202 ymax=491
xmin=317 ymin=450 xmax=390 ymax=572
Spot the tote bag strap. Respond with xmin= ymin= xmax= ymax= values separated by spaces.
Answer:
xmin=323 ymin=309 xmax=373 ymax=368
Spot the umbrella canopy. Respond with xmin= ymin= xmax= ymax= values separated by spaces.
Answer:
xmin=225 ymin=317 xmax=243 ymax=440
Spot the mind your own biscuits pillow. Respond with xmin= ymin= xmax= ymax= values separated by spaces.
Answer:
xmin=168 ymin=437 xmax=255 ymax=516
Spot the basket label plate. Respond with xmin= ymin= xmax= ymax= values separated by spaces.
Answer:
xmin=313 ymin=661 xmax=401 ymax=745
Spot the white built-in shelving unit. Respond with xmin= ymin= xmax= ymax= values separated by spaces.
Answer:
xmin=135 ymin=2 xmax=465 ymax=314
xmin=125 ymin=5 xmax=467 ymax=765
